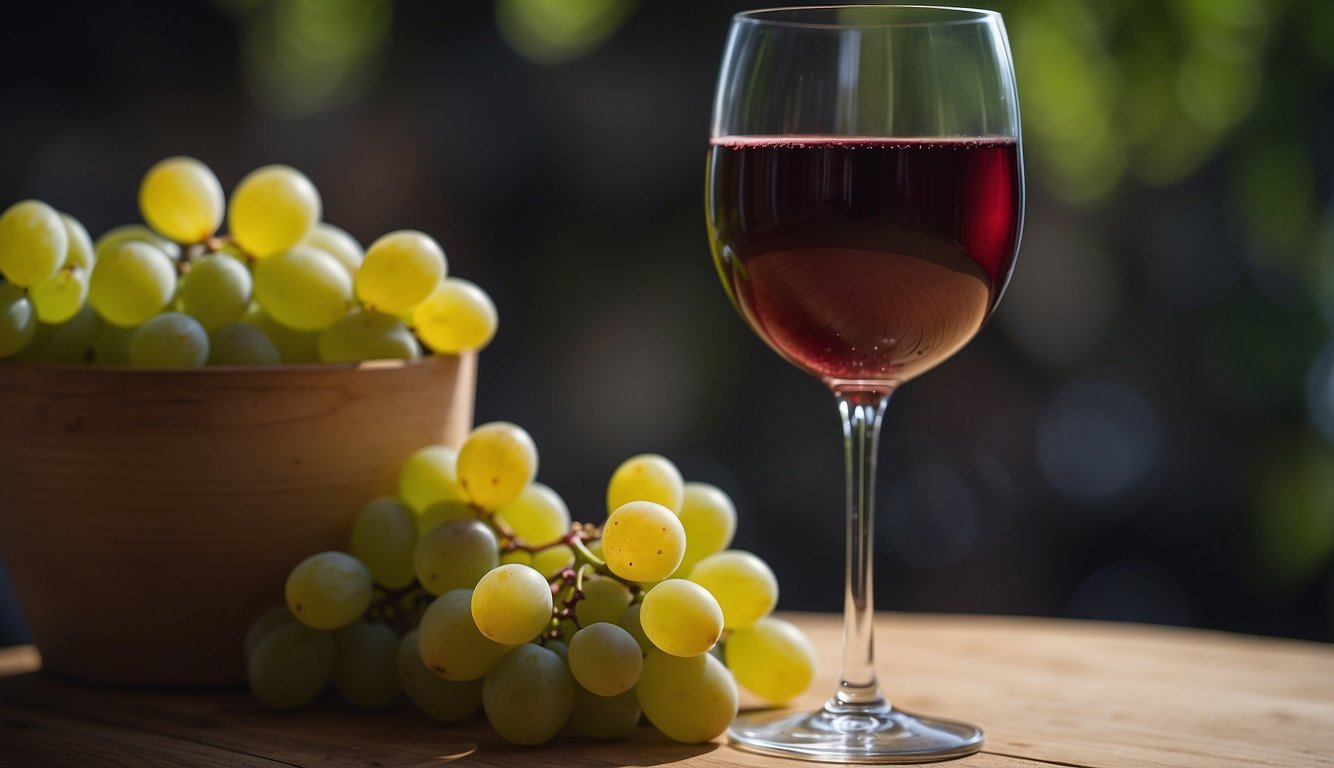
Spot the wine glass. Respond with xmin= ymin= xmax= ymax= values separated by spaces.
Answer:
xmin=706 ymin=5 xmax=1022 ymax=762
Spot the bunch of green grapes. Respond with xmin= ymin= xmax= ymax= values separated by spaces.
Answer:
xmin=0 ymin=156 xmax=497 ymax=366
xmin=245 ymin=423 xmax=818 ymax=747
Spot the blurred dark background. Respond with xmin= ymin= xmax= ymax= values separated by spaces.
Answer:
xmin=1 ymin=0 xmax=1331 ymax=645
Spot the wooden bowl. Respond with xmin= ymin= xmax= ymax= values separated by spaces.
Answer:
xmin=0 ymin=354 xmax=475 ymax=687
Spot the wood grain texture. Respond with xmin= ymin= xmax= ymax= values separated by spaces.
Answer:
xmin=0 ymin=355 xmax=474 ymax=687
xmin=2 ymin=612 xmax=1331 ymax=767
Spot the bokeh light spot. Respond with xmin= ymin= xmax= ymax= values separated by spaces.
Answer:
xmin=1038 ymin=379 xmax=1161 ymax=506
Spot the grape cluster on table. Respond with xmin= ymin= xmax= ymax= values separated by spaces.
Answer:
xmin=0 ymin=156 xmax=496 ymax=365
xmin=250 ymin=421 xmax=819 ymax=746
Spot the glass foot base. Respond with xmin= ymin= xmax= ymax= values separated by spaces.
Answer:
xmin=729 ymin=700 xmax=983 ymax=764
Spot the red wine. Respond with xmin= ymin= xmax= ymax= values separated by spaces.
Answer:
xmin=707 ymin=136 xmax=1021 ymax=389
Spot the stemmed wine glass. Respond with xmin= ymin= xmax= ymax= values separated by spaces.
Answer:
xmin=706 ymin=5 xmax=1023 ymax=762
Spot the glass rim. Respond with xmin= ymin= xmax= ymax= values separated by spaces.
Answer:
xmin=734 ymin=5 xmax=1001 ymax=30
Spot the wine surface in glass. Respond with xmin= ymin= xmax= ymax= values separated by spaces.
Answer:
xmin=707 ymin=136 xmax=1021 ymax=388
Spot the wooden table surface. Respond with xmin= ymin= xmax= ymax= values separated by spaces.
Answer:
xmin=0 ymin=612 xmax=1330 ymax=767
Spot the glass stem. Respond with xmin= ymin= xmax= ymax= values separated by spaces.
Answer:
xmin=832 ymin=391 xmax=890 ymax=710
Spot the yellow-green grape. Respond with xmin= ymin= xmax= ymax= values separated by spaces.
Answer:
xmin=414 ymin=519 xmax=499 ymax=596
xmin=601 ymin=501 xmax=686 ymax=582
xmin=30 ymin=267 xmax=88 ymax=324
xmin=570 ymin=686 xmax=640 ymax=740
xmin=0 ymin=199 xmax=66 ymax=287
xmin=177 ymin=255 xmax=252 ymax=331
xmin=640 ymin=579 xmax=723 ymax=658
xmin=398 ymin=444 xmax=465 ymax=513
xmin=500 ymin=549 xmax=533 ymax=567
xmin=0 ymin=283 xmax=38 ymax=358
xmin=417 ymin=589 xmax=511 ymax=681
xmin=396 ymin=629 xmax=483 ymax=722
xmin=355 ymin=230 xmax=445 ymax=314
xmin=244 ymin=605 xmax=294 ymax=659
xmin=688 ymin=550 xmax=778 ymax=630
xmin=92 ymin=322 xmax=136 ymax=365
xmin=208 ymin=322 xmax=280 ymax=366
xmin=417 ymin=499 xmax=475 ymax=536
xmin=317 ymin=309 xmax=419 ymax=363
xmin=349 ymin=496 xmax=417 ymax=589
xmin=306 ymin=222 xmax=363 ymax=277
xmin=130 ymin=312 xmax=209 ymax=368
xmin=617 ymin=602 xmax=652 ymax=655
xmin=530 ymin=544 xmax=573 ymax=578
xmin=575 ymin=576 xmax=632 ymax=627
xmin=725 ymin=617 xmax=818 ymax=704
xmin=14 ymin=304 xmax=100 ymax=364
xmin=87 ymin=241 xmax=176 ymax=327
xmin=253 ymin=245 xmax=352 ymax=331
xmin=228 ymin=164 xmax=321 ymax=258
xmin=636 ymin=648 xmax=738 ymax=743
xmin=481 ymin=643 xmax=573 ymax=746
xmin=240 ymin=305 xmax=320 ymax=363
xmin=60 ymin=213 xmax=94 ymax=270
xmin=495 ymin=482 xmax=569 ymax=546
xmin=332 ymin=621 xmax=401 ymax=708
xmin=568 ymin=622 xmax=643 ymax=696
xmin=456 ymin=421 xmax=539 ymax=510
xmin=412 ymin=278 xmax=497 ymax=354
xmin=138 ymin=156 xmax=225 ymax=243
xmin=285 ymin=551 xmax=373 ymax=630
xmin=93 ymin=224 xmax=181 ymax=262
xmin=247 ymin=619 xmax=335 ymax=709
xmin=606 ymin=453 xmax=685 ymax=514
xmin=673 ymin=482 xmax=737 ymax=577
xmin=471 ymin=564 xmax=553 ymax=645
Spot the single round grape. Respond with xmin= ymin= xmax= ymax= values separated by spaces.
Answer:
xmin=606 ymin=453 xmax=685 ymax=515
xmin=688 ymin=550 xmax=779 ymax=630
xmin=500 ymin=549 xmax=533 ymax=567
xmin=616 ymin=602 xmax=652 ymax=655
xmin=307 ymin=222 xmax=363 ymax=277
xmin=208 ymin=322 xmax=281 ymax=366
xmin=417 ymin=499 xmax=475 ymax=536
xmin=317 ymin=309 xmax=419 ymax=363
xmin=30 ymin=267 xmax=89 ymax=324
xmin=396 ymin=629 xmax=483 ymax=722
xmin=495 ymin=483 xmax=569 ymax=545
xmin=285 ymin=551 xmax=373 ymax=630
xmin=482 ymin=643 xmax=573 ymax=746
xmin=412 ymin=278 xmax=497 ymax=353
xmin=92 ymin=322 xmax=137 ymax=365
xmin=417 ymin=589 xmax=511 ymax=681
xmin=253 ymin=245 xmax=353 ymax=331
xmin=543 ymin=639 xmax=569 ymax=663
xmin=355 ymin=230 xmax=446 ymax=314
xmin=139 ymin=156 xmax=225 ymax=243
xmin=414 ymin=518 xmax=499 ymax=596
xmin=93 ymin=224 xmax=180 ymax=262
xmin=673 ymin=482 xmax=737 ymax=577
xmin=244 ymin=605 xmax=294 ymax=659
xmin=398 ymin=444 xmax=465 ymax=513
xmin=529 ymin=544 xmax=572 ymax=578
xmin=332 ymin=621 xmax=401 ymax=708
xmin=130 ymin=312 xmax=209 ymax=368
xmin=568 ymin=622 xmax=643 ymax=697
xmin=0 ymin=199 xmax=66 ymax=287
xmin=471 ymin=564 xmax=553 ymax=645
xmin=726 ymin=616 xmax=818 ymax=704
xmin=456 ymin=421 xmax=539 ymax=510
xmin=601 ymin=501 xmax=686 ymax=583
xmin=228 ymin=164 xmax=321 ymax=258
xmin=637 ymin=647 xmax=738 ymax=743
xmin=87 ymin=241 xmax=176 ymax=327
xmin=574 ymin=575 xmax=633 ymax=627
xmin=0 ymin=283 xmax=38 ymax=359
xmin=14 ymin=304 xmax=100 ymax=364
xmin=177 ymin=254 xmax=252 ymax=331
xmin=240 ymin=304 xmax=320 ymax=363
xmin=248 ymin=620 xmax=335 ymax=709
xmin=569 ymin=686 xmax=640 ymax=740
xmin=640 ymin=579 xmax=723 ymax=658
xmin=60 ymin=213 xmax=94 ymax=270
xmin=349 ymin=496 xmax=417 ymax=589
